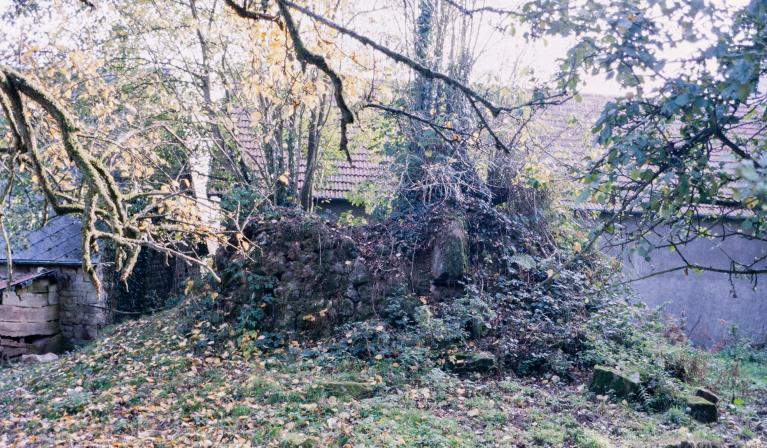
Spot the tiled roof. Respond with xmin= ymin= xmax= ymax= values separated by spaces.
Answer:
xmin=235 ymin=95 xmax=764 ymax=201
xmin=0 ymin=215 xmax=84 ymax=266
xmin=235 ymin=110 xmax=392 ymax=200
xmin=530 ymin=93 xmax=608 ymax=162
xmin=532 ymin=94 xmax=765 ymax=166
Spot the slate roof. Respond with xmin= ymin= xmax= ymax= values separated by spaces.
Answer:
xmin=235 ymin=110 xmax=392 ymax=200
xmin=0 ymin=215 xmax=84 ymax=266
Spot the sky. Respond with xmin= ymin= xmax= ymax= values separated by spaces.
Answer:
xmin=0 ymin=0 xmax=754 ymax=98
xmin=337 ymin=0 xmax=751 ymax=97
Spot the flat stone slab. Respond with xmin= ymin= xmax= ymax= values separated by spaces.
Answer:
xmin=684 ymin=395 xmax=718 ymax=423
xmin=20 ymin=353 xmax=59 ymax=363
xmin=589 ymin=365 xmax=640 ymax=399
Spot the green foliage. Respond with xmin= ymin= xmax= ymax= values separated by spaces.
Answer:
xmin=337 ymin=210 xmax=368 ymax=227
xmin=663 ymin=405 xmax=693 ymax=426
xmin=662 ymin=346 xmax=708 ymax=384
xmin=528 ymin=0 xmax=767 ymax=271
xmin=219 ymin=185 xmax=265 ymax=228
xmin=706 ymin=336 xmax=767 ymax=406
xmin=334 ymin=320 xmax=394 ymax=360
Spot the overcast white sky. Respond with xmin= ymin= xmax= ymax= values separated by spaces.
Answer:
xmin=0 ymin=0 xmax=753 ymax=98
xmin=338 ymin=0 xmax=753 ymax=97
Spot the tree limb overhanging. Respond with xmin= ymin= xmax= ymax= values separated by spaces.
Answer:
xmin=276 ymin=1 xmax=354 ymax=165
xmin=0 ymin=66 xmax=221 ymax=286
xmin=224 ymin=0 xmax=571 ymax=158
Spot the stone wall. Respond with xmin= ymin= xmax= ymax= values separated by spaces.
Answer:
xmin=0 ymin=264 xmax=109 ymax=348
xmin=0 ymin=277 xmax=62 ymax=357
xmin=55 ymin=266 xmax=108 ymax=347
xmin=105 ymin=247 xmax=191 ymax=317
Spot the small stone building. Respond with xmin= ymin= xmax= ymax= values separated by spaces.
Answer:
xmin=0 ymin=215 xmax=188 ymax=358
xmin=0 ymin=215 xmax=109 ymax=355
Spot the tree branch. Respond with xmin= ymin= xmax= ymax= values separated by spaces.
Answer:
xmin=222 ymin=0 xmax=278 ymax=21
xmin=278 ymin=0 xmax=568 ymax=118
xmin=276 ymin=0 xmax=354 ymax=165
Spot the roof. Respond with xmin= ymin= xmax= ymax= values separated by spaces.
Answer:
xmin=233 ymin=98 xmax=612 ymax=201
xmin=0 ymin=215 xmax=85 ymax=266
xmin=235 ymin=110 xmax=392 ymax=200
xmin=236 ymin=94 xmax=765 ymax=205
xmin=532 ymin=94 xmax=765 ymax=167
xmin=0 ymin=270 xmax=56 ymax=291
xmin=531 ymin=94 xmax=608 ymax=161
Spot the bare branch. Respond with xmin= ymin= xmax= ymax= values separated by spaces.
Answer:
xmin=222 ymin=0 xmax=279 ymax=21
xmin=278 ymin=0 xmax=570 ymax=117
xmin=442 ymin=0 xmax=524 ymax=17
xmin=276 ymin=1 xmax=354 ymax=165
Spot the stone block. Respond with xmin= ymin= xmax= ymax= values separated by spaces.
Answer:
xmin=47 ymin=290 xmax=59 ymax=305
xmin=21 ymin=353 xmax=59 ymax=363
xmin=3 ymin=292 xmax=49 ymax=308
xmin=431 ymin=218 xmax=469 ymax=284
xmin=685 ymin=395 xmax=718 ymax=423
xmin=30 ymin=279 xmax=50 ymax=294
xmin=694 ymin=388 xmax=720 ymax=404
xmin=0 ymin=321 xmax=59 ymax=337
xmin=590 ymin=365 xmax=641 ymax=399
xmin=0 ymin=304 xmax=58 ymax=322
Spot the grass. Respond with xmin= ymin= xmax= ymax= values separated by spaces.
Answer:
xmin=0 ymin=308 xmax=764 ymax=446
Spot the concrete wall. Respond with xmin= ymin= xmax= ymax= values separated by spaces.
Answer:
xmin=615 ymin=220 xmax=767 ymax=347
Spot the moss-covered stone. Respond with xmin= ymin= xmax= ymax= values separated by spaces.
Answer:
xmin=445 ymin=351 xmax=497 ymax=374
xmin=684 ymin=395 xmax=718 ymax=423
xmin=589 ymin=365 xmax=640 ymax=399
xmin=431 ymin=218 xmax=468 ymax=283
xmin=317 ymin=380 xmax=377 ymax=399
xmin=694 ymin=387 xmax=720 ymax=404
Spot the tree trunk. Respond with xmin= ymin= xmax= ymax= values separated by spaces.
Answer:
xmin=300 ymin=109 xmax=321 ymax=210
xmin=411 ymin=0 xmax=434 ymax=114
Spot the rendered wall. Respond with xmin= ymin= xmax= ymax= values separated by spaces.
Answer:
xmin=617 ymin=220 xmax=767 ymax=346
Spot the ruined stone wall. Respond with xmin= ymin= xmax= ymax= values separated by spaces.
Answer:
xmin=213 ymin=211 xmax=471 ymax=338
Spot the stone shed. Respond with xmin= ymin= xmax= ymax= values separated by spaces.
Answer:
xmin=0 ymin=214 xmax=189 ymax=358
xmin=0 ymin=215 xmax=109 ymax=354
